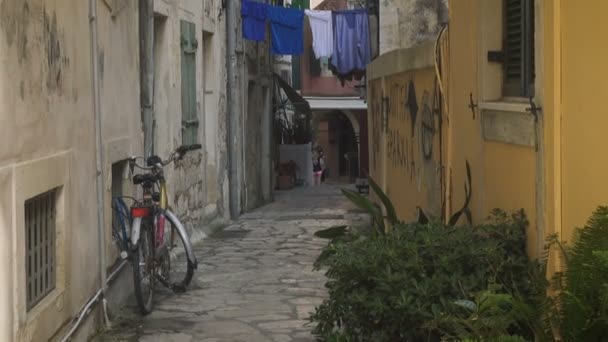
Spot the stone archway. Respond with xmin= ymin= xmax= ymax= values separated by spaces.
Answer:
xmin=312 ymin=110 xmax=361 ymax=181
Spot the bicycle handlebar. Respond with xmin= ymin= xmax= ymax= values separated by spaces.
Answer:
xmin=129 ymin=144 xmax=202 ymax=171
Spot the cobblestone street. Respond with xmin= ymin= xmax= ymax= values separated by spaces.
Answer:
xmin=94 ymin=184 xmax=366 ymax=342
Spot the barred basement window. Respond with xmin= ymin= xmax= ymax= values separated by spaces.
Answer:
xmin=25 ymin=189 xmax=57 ymax=311
xmin=503 ymin=0 xmax=535 ymax=97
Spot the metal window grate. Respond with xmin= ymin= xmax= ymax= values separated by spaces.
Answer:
xmin=25 ymin=189 xmax=57 ymax=311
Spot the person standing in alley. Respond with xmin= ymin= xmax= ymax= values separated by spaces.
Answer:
xmin=313 ymin=150 xmax=323 ymax=186
xmin=319 ymin=150 xmax=328 ymax=183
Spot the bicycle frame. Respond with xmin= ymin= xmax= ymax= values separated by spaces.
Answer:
xmin=129 ymin=170 xmax=197 ymax=270
xmin=130 ymin=210 xmax=197 ymax=269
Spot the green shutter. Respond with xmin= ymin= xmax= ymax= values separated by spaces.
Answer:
xmin=503 ymin=0 xmax=534 ymax=97
xmin=181 ymin=20 xmax=198 ymax=145
xmin=292 ymin=55 xmax=301 ymax=90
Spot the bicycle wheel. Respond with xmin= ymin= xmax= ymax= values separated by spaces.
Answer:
xmin=164 ymin=215 xmax=194 ymax=293
xmin=132 ymin=219 xmax=155 ymax=314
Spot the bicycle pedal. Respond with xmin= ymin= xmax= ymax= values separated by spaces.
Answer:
xmin=120 ymin=251 xmax=129 ymax=260
xmin=172 ymin=283 xmax=187 ymax=293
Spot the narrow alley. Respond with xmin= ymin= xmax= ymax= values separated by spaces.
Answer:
xmin=94 ymin=184 xmax=366 ymax=342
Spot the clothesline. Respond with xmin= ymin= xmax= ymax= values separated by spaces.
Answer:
xmin=241 ymin=0 xmax=371 ymax=82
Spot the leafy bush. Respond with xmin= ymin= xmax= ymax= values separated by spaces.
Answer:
xmin=312 ymin=209 xmax=544 ymax=341
xmin=314 ymin=180 xmax=608 ymax=341
xmin=542 ymin=206 xmax=608 ymax=341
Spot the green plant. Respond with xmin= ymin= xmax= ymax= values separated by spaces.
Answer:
xmin=338 ymin=177 xmax=398 ymax=236
xmin=311 ymin=209 xmax=543 ymax=341
xmin=542 ymin=206 xmax=608 ymax=341
xmin=439 ymin=285 xmax=536 ymax=341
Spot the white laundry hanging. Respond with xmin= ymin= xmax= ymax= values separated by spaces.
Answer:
xmin=304 ymin=10 xmax=333 ymax=59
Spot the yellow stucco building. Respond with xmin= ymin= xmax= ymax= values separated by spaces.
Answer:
xmin=367 ymin=0 xmax=608 ymax=258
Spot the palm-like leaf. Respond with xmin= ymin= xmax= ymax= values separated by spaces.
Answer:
xmin=368 ymin=177 xmax=398 ymax=224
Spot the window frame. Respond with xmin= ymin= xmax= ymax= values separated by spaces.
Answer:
xmin=25 ymin=189 xmax=58 ymax=312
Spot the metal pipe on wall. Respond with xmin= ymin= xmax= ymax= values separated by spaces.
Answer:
xmin=88 ymin=0 xmax=110 ymax=328
xmin=59 ymin=260 xmax=128 ymax=342
xmin=140 ymin=0 xmax=155 ymax=157
xmin=226 ymin=0 xmax=239 ymax=218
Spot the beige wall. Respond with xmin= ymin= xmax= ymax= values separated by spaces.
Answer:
xmin=0 ymin=0 xmax=140 ymax=340
xmin=0 ymin=0 xmax=228 ymax=340
xmin=379 ymin=0 xmax=448 ymax=54
xmin=152 ymin=0 xmax=228 ymax=238
xmin=241 ymin=7 xmax=274 ymax=211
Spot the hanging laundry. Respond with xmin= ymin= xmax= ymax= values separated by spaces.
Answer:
xmin=267 ymin=5 xmax=305 ymax=55
xmin=329 ymin=9 xmax=371 ymax=84
xmin=304 ymin=10 xmax=333 ymax=59
xmin=242 ymin=0 xmax=268 ymax=42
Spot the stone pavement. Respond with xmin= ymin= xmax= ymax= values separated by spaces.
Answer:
xmin=93 ymin=183 xmax=368 ymax=342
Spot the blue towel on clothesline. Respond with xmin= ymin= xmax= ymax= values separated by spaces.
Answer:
xmin=242 ymin=0 xmax=268 ymax=42
xmin=267 ymin=5 xmax=305 ymax=55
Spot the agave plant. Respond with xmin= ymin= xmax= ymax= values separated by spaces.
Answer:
xmin=314 ymin=177 xmax=398 ymax=240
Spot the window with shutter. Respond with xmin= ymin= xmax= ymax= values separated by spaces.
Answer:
xmin=181 ymin=20 xmax=199 ymax=145
xmin=503 ymin=0 xmax=534 ymax=97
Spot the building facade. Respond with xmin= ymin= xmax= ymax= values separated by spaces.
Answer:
xmin=0 ymin=0 xmax=273 ymax=340
xmin=0 ymin=1 xmax=142 ymax=340
xmin=368 ymin=0 xmax=608 ymax=266
xmin=300 ymin=0 xmax=370 ymax=181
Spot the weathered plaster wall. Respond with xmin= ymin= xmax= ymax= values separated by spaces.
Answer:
xmin=237 ymin=1 xmax=274 ymax=212
xmin=0 ymin=0 xmax=141 ymax=340
xmin=379 ymin=0 xmax=448 ymax=54
xmin=152 ymin=0 xmax=229 ymax=238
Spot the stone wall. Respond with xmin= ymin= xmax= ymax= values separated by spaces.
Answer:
xmin=379 ymin=0 xmax=448 ymax=54
xmin=152 ymin=0 xmax=229 ymax=240
xmin=234 ymin=1 xmax=274 ymax=213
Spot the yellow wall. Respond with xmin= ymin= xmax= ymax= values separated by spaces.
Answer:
xmin=368 ymin=0 xmax=544 ymax=256
xmin=386 ymin=69 xmax=442 ymax=220
xmin=368 ymin=44 xmax=444 ymax=222
xmin=446 ymin=0 xmax=541 ymax=255
xmin=368 ymin=0 xmax=608 ymax=256
xmin=560 ymin=1 xmax=608 ymax=242
xmin=484 ymin=142 xmax=538 ymax=251
xmin=445 ymin=0 xmax=486 ymax=223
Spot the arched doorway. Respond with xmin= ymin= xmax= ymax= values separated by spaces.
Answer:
xmin=313 ymin=110 xmax=360 ymax=181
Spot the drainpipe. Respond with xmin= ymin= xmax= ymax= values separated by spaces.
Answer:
xmin=88 ymin=0 xmax=111 ymax=328
xmin=226 ymin=0 xmax=239 ymax=218
xmin=140 ymin=0 xmax=155 ymax=157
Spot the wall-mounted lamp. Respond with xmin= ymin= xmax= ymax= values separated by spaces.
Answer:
xmin=381 ymin=96 xmax=389 ymax=133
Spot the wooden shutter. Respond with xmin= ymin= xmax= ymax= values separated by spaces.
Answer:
xmin=309 ymin=46 xmax=322 ymax=76
xmin=292 ymin=55 xmax=301 ymax=90
xmin=181 ymin=20 xmax=198 ymax=145
xmin=503 ymin=0 xmax=534 ymax=97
